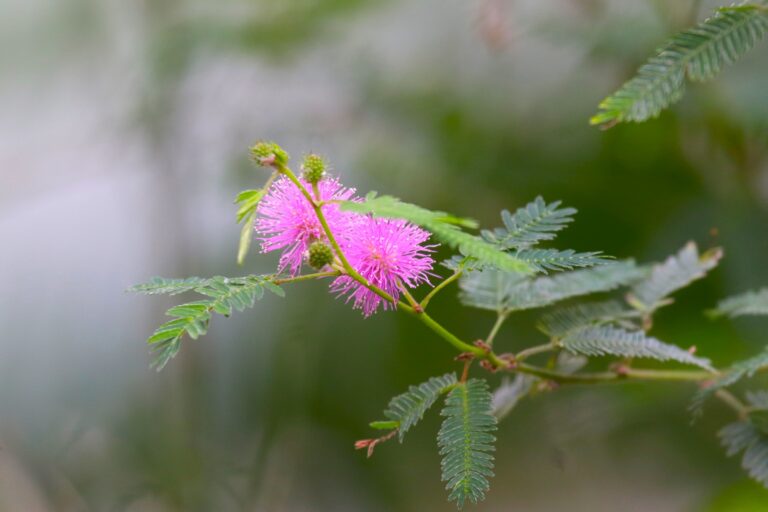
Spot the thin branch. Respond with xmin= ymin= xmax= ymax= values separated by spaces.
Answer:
xmin=715 ymin=389 xmax=749 ymax=420
xmin=515 ymin=363 xmax=713 ymax=384
xmin=515 ymin=343 xmax=554 ymax=361
xmin=420 ymin=269 xmax=463 ymax=310
xmin=273 ymin=270 xmax=340 ymax=285
xmin=485 ymin=313 xmax=508 ymax=347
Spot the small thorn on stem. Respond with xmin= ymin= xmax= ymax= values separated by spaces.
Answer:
xmin=455 ymin=352 xmax=475 ymax=362
xmin=538 ymin=380 xmax=559 ymax=392
xmin=498 ymin=353 xmax=517 ymax=369
xmin=461 ymin=359 xmax=472 ymax=382
xmin=612 ymin=363 xmax=630 ymax=377
xmin=355 ymin=429 xmax=398 ymax=458
xmin=479 ymin=359 xmax=497 ymax=373
xmin=474 ymin=340 xmax=491 ymax=353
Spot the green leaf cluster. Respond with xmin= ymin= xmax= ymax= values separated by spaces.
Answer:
xmin=628 ymin=242 xmax=722 ymax=313
xmin=712 ymin=288 xmax=768 ymax=318
xmin=130 ymin=275 xmax=284 ymax=369
xmin=559 ymin=325 xmax=713 ymax=370
xmin=438 ymin=379 xmax=497 ymax=509
xmin=383 ymin=373 xmax=457 ymax=442
xmin=592 ymin=4 xmax=768 ymax=127
xmin=481 ymin=197 xmax=576 ymax=249
xmin=720 ymin=418 xmax=768 ymax=487
xmin=537 ymin=300 xmax=633 ymax=337
xmin=459 ymin=260 xmax=643 ymax=314
xmin=235 ymin=189 xmax=266 ymax=265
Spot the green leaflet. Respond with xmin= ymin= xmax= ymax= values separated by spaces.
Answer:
xmin=383 ymin=373 xmax=458 ymax=442
xmin=128 ymin=277 xmax=209 ymax=296
xmin=628 ymin=242 xmax=722 ymax=313
xmin=592 ymin=4 xmax=768 ymax=127
xmin=234 ymin=188 xmax=266 ymax=265
xmin=481 ymin=196 xmax=576 ymax=250
xmin=438 ymin=379 xmax=497 ymax=509
xmin=537 ymin=300 xmax=635 ymax=337
xmin=515 ymin=248 xmax=609 ymax=273
xmin=459 ymin=260 xmax=644 ymax=314
xmin=711 ymin=288 xmax=768 ymax=318
xmin=559 ymin=325 xmax=714 ymax=370
xmin=131 ymin=275 xmax=284 ymax=369
xmin=719 ymin=419 xmax=768 ymax=487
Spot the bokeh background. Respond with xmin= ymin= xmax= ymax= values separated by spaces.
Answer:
xmin=2 ymin=0 xmax=768 ymax=510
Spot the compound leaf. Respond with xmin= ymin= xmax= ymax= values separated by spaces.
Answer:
xmin=438 ymin=379 xmax=497 ymax=509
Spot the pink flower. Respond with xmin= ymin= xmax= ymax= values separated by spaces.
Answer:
xmin=255 ymin=176 xmax=358 ymax=275
xmin=331 ymin=217 xmax=436 ymax=316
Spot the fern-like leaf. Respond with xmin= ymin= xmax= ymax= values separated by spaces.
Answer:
xmin=132 ymin=275 xmax=284 ymax=369
xmin=747 ymin=391 xmax=768 ymax=410
xmin=383 ymin=373 xmax=458 ymax=442
xmin=538 ymin=300 xmax=635 ymax=337
xmin=438 ymin=379 xmax=497 ymax=509
xmin=459 ymin=261 xmax=644 ymax=314
xmin=515 ymin=248 xmax=609 ymax=273
xmin=560 ymin=325 xmax=713 ymax=370
xmin=629 ymin=242 xmax=722 ymax=313
xmin=592 ymin=5 xmax=768 ymax=127
xmin=719 ymin=419 xmax=768 ymax=488
xmin=712 ymin=288 xmax=768 ymax=318
xmin=128 ymin=277 xmax=209 ymax=296
xmin=481 ymin=197 xmax=576 ymax=250
xmin=341 ymin=194 xmax=531 ymax=273
xmin=234 ymin=189 xmax=266 ymax=265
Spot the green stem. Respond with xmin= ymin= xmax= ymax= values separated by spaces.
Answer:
xmin=420 ymin=269 xmax=463 ymax=310
xmin=715 ymin=389 xmax=749 ymax=419
xmin=485 ymin=313 xmax=508 ymax=347
xmin=515 ymin=363 xmax=713 ymax=384
xmin=516 ymin=343 xmax=554 ymax=361
xmin=273 ymin=270 xmax=340 ymax=285
xmin=398 ymin=281 xmax=423 ymax=312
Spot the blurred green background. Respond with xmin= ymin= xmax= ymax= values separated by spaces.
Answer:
xmin=2 ymin=0 xmax=768 ymax=510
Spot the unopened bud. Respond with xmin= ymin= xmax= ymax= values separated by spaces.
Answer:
xmin=250 ymin=141 xmax=289 ymax=167
xmin=301 ymin=154 xmax=326 ymax=184
xmin=308 ymin=241 xmax=334 ymax=269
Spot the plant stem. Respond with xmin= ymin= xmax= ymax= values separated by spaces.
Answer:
xmin=715 ymin=389 xmax=749 ymax=419
xmin=420 ymin=269 xmax=463 ymax=310
xmin=273 ymin=270 xmax=340 ymax=285
xmin=398 ymin=281 xmax=423 ymax=312
xmin=516 ymin=343 xmax=554 ymax=361
xmin=515 ymin=363 xmax=713 ymax=384
xmin=485 ymin=313 xmax=508 ymax=347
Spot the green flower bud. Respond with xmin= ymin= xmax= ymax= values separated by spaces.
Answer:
xmin=308 ymin=241 xmax=334 ymax=269
xmin=250 ymin=141 xmax=289 ymax=167
xmin=301 ymin=153 xmax=326 ymax=184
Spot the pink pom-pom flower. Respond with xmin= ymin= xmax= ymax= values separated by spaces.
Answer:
xmin=331 ymin=217 xmax=436 ymax=316
xmin=255 ymin=176 xmax=358 ymax=275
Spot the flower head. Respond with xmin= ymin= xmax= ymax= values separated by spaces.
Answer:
xmin=331 ymin=217 xmax=436 ymax=316
xmin=255 ymin=176 xmax=358 ymax=275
